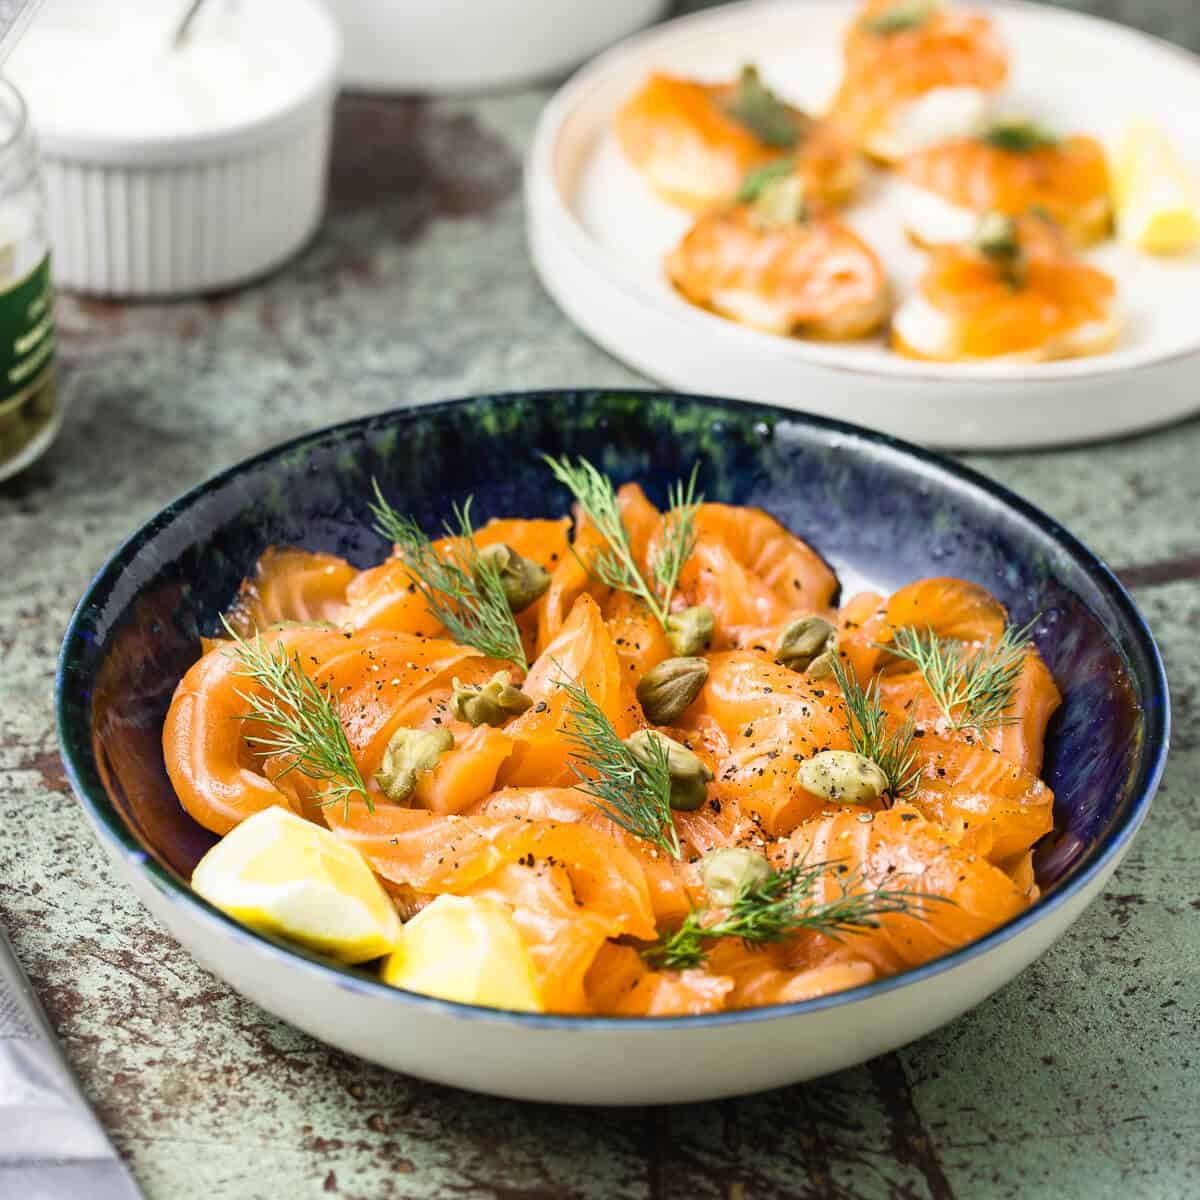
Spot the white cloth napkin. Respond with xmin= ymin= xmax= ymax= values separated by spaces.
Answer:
xmin=0 ymin=925 xmax=142 ymax=1199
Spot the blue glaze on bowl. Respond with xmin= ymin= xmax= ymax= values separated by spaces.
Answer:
xmin=55 ymin=390 xmax=1168 ymax=1027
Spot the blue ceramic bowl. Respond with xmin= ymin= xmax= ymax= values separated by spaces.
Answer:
xmin=56 ymin=391 xmax=1168 ymax=1103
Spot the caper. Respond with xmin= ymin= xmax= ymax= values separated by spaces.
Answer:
xmin=625 ymin=728 xmax=713 ymax=812
xmin=700 ymin=847 xmax=772 ymax=907
xmin=974 ymin=212 xmax=1019 ymax=258
xmin=375 ymin=726 xmax=454 ymax=804
xmin=797 ymin=750 xmax=887 ymax=804
xmin=805 ymin=648 xmax=837 ymax=679
xmin=636 ymin=656 xmax=709 ymax=725
xmin=665 ymin=605 xmax=715 ymax=656
xmin=753 ymin=173 xmax=808 ymax=227
xmin=450 ymin=671 xmax=533 ymax=727
xmin=775 ymin=615 xmax=836 ymax=672
xmin=863 ymin=0 xmax=937 ymax=35
xmin=477 ymin=543 xmax=551 ymax=612
xmin=972 ymin=212 xmax=1027 ymax=287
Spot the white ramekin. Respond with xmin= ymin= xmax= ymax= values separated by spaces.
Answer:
xmin=330 ymin=0 xmax=669 ymax=93
xmin=28 ymin=2 xmax=340 ymax=297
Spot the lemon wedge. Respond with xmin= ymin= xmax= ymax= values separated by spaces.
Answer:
xmin=192 ymin=806 xmax=401 ymax=963
xmin=1113 ymin=118 xmax=1200 ymax=254
xmin=381 ymin=895 xmax=542 ymax=1012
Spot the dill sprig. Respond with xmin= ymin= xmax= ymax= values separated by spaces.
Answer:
xmin=541 ymin=454 xmax=701 ymax=630
xmin=653 ymin=464 xmax=701 ymax=618
xmin=370 ymin=481 xmax=526 ymax=670
xmin=223 ymin=619 xmax=370 ymax=820
xmin=831 ymin=654 xmax=922 ymax=802
xmin=644 ymin=859 xmax=934 ymax=970
xmin=554 ymin=670 xmax=681 ymax=859
xmin=883 ymin=620 xmax=1035 ymax=733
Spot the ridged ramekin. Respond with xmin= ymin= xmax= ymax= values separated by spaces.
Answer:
xmin=30 ymin=2 xmax=339 ymax=297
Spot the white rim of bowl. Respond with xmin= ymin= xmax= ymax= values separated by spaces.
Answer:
xmin=526 ymin=0 xmax=1200 ymax=385
xmin=23 ymin=0 xmax=341 ymax=166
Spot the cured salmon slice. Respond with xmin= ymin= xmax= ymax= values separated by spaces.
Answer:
xmin=615 ymin=71 xmax=802 ymax=213
xmin=225 ymin=548 xmax=357 ymax=635
xmin=305 ymin=630 xmax=485 ymax=778
xmin=781 ymin=804 xmax=1026 ymax=973
xmin=346 ymin=517 xmax=571 ymax=637
xmin=707 ymin=938 xmax=877 ymax=1009
xmin=616 ymin=71 xmax=863 ymax=216
xmin=326 ymin=805 xmax=657 ymax=942
xmin=661 ymin=504 xmax=839 ymax=646
xmin=413 ymin=725 xmax=515 ymax=815
xmin=880 ymin=649 xmax=1061 ymax=776
xmin=502 ymin=595 xmax=631 ymax=788
xmin=603 ymin=589 xmax=674 ymax=681
xmin=695 ymin=503 xmax=839 ymax=609
xmin=833 ymin=2 xmax=1007 ymax=158
xmin=839 ymin=577 xmax=1008 ymax=680
xmin=666 ymin=209 xmax=891 ymax=341
xmin=583 ymin=943 xmax=733 ymax=1016
xmin=473 ymin=786 xmax=693 ymax=924
xmin=536 ymin=484 xmax=654 ymax=652
xmin=907 ymin=731 xmax=1055 ymax=861
xmin=683 ymin=651 xmax=852 ymax=835
xmin=164 ymin=626 xmax=350 ymax=835
xmin=899 ymin=135 xmax=1113 ymax=248
xmin=465 ymin=862 xmax=621 ymax=1014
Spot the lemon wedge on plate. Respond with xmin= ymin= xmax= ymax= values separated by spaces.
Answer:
xmin=382 ymin=894 xmax=542 ymax=1012
xmin=192 ymin=806 xmax=401 ymax=963
xmin=1113 ymin=118 xmax=1200 ymax=254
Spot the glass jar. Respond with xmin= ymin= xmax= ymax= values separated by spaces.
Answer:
xmin=0 ymin=76 xmax=57 ymax=482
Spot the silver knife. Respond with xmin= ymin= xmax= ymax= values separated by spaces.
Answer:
xmin=0 ymin=922 xmax=143 ymax=1200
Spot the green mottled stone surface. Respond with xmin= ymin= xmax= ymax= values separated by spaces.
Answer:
xmin=2 ymin=4 xmax=1199 ymax=1196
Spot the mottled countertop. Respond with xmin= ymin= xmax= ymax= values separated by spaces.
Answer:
xmin=2 ymin=4 xmax=1199 ymax=1197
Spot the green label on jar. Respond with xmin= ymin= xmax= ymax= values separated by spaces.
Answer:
xmin=0 ymin=252 xmax=54 ymax=408
xmin=0 ymin=253 xmax=59 ymax=472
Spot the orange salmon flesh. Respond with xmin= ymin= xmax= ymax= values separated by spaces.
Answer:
xmin=165 ymin=484 xmax=1061 ymax=1015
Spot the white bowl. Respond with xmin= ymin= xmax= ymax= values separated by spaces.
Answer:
xmin=9 ymin=0 xmax=340 ymax=296
xmin=526 ymin=0 xmax=1200 ymax=449
xmin=56 ymin=392 xmax=1167 ymax=1105
xmin=329 ymin=0 xmax=670 ymax=93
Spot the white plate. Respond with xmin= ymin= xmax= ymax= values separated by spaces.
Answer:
xmin=526 ymin=0 xmax=1200 ymax=448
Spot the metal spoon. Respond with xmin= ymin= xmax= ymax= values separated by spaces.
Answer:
xmin=172 ymin=0 xmax=209 ymax=49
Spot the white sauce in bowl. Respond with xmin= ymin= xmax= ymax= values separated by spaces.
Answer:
xmin=7 ymin=0 xmax=337 ymax=147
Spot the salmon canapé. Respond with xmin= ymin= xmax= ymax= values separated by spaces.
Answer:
xmin=899 ymin=124 xmax=1113 ymax=248
xmin=616 ymin=66 xmax=864 ymax=213
xmin=167 ymin=458 xmax=1061 ymax=1016
xmin=892 ymin=213 xmax=1119 ymax=361
xmin=666 ymin=184 xmax=891 ymax=339
xmin=832 ymin=0 xmax=1008 ymax=161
